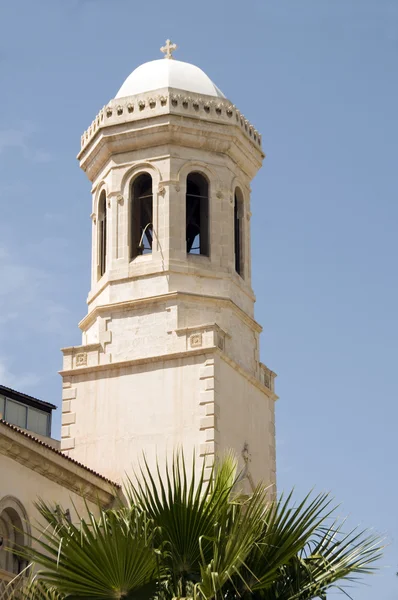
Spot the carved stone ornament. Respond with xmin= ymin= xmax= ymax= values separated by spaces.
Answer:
xmin=175 ymin=183 xmax=181 ymax=192
xmin=75 ymin=353 xmax=87 ymax=367
xmin=263 ymin=370 xmax=271 ymax=390
xmin=216 ymin=190 xmax=223 ymax=199
xmin=190 ymin=333 xmax=202 ymax=348
xmin=158 ymin=184 xmax=166 ymax=196
xmin=90 ymin=213 xmax=97 ymax=224
xmin=217 ymin=334 xmax=225 ymax=351
xmin=116 ymin=194 xmax=124 ymax=205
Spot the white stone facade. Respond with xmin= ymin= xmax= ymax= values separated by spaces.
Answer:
xmin=61 ymin=75 xmax=277 ymax=489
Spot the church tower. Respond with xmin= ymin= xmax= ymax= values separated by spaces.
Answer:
xmin=60 ymin=42 xmax=277 ymax=488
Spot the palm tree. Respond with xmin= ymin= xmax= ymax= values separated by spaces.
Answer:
xmin=3 ymin=452 xmax=382 ymax=600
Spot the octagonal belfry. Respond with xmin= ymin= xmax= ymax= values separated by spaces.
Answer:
xmin=61 ymin=42 xmax=277 ymax=490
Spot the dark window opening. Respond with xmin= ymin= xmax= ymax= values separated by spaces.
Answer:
xmin=186 ymin=172 xmax=209 ymax=255
xmin=234 ymin=189 xmax=244 ymax=277
xmin=98 ymin=191 xmax=107 ymax=277
xmin=131 ymin=174 xmax=153 ymax=259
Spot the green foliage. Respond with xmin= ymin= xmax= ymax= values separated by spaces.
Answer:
xmin=2 ymin=451 xmax=383 ymax=600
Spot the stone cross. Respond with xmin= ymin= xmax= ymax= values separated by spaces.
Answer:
xmin=160 ymin=39 xmax=177 ymax=59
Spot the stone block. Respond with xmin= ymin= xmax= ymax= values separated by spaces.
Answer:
xmin=62 ymin=388 xmax=77 ymax=401
xmin=199 ymin=390 xmax=214 ymax=405
xmin=204 ymin=378 xmax=215 ymax=391
xmin=61 ymin=425 xmax=71 ymax=438
xmin=204 ymin=428 xmax=218 ymax=442
xmin=199 ymin=441 xmax=216 ymax=456
xmin=199 ymin=364 xmax=214 ymax=379
xmin=62 ymin=401 xmax=72 ymax=413
xmin=62 ymin=412 xmax=76 ymax=426
xmin=203 ymin=467 xmax=213 ymax=481
xmin=200 ymin=416 xmax=215 ymax=430
xmin=61 ymin=438 xmax=75 ymax=451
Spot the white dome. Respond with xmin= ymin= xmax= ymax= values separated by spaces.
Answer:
xmin=115 ymin=59 xmax=225 ymax=99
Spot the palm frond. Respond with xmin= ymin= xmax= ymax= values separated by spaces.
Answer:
xmin=15 ymin=500 xmax=159 ymax=600
xmin=126 ymin=450 xmax=236 ymax=595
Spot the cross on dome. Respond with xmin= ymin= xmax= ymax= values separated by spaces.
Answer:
xmin=160 ymin=39 xmax=177 ymax=59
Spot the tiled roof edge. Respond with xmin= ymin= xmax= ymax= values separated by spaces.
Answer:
xmin=0 ymin=418 xmax=121 ymax=489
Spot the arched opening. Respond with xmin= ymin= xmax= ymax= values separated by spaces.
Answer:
xmin=131 ymin=173 xmax=153 ymax=259
xmin=186 ymin=172 xmax=209 ymax=256
xmin=0 ymin=504 xmax=27 ymax=576
xmin=234 ymin=188 xmax=244 ymax=277
xmin=98 ymin=191 xmax=107 ymax=278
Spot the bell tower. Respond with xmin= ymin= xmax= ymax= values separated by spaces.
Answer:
xmin=60 ymin=42 xmax=277 ymax=488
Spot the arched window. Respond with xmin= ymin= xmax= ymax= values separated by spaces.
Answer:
xmin=0 ymin=499 xmax=28 ymax=576
xmin=234 ymin=188 xmax=244 ymax=277
xmin=131 ymin=173 xmax=153 ymax=259
xmin=186 ymin=173 xmax=209 ymax=255
xmin=98 ymin=191 xmax=107 ymax=278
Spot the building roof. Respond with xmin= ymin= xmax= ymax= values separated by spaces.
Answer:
xmin=0 ymin=384 xmax=57 ymax=412
xmin=115 ymin=59 xmax=225 ymax=100
xmin=0 ymin=418 xmax=120 ymax=489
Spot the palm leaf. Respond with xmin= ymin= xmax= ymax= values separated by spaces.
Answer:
xmin=126 ymin=450 xmax=237 ymax=595
xmin=15 ymin=500 xmax=159 ymax=600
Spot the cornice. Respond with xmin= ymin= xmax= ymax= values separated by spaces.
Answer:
xmin=59 ymin=344 xmax=277 ymax=401
xmin=77 ymin=89 xmax=264 ymax=182
xmin=78 ymin=291 xmax=262 ymax=334
xmin=60 ymin=346 xmax=216 ymax=377
xmin=86 ymin=261 xmax=256 ymax=308
xmin=79 ymin=88 xmax=262 ymax=158
xmin=0 ymin=421 xmax=119 ymax=506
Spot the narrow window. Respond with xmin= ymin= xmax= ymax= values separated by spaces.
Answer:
xmin=27 ymin=407 xmax=50 ymax=437
xmin=0 ymin=506 xmax=27 ymax=574
xmin=5 ymin=399 xmax=27 ymax=429
xmin=98 ymin=191 xmax=107 ymax=277
xmin=234 ymin=189 xmax=244 ymax=277
xmin=186 ymin=172 xmax=209 ymax=255
xmin=131 ymin=174 xmax=153 ymax=259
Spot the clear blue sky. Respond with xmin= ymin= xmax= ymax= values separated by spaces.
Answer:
xmin=1 ymin=0 xmax=397 ymax=597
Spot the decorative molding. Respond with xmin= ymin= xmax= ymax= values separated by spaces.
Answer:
xmin=0 ymin=422 xmax=118 ymax=506
xmin=217 ymin=333 xmax=225 ymax=351
xmin=75 ymin=353 xmax=87 ymax=367
xmin=78 ymin=90 xmax=262 ymax=157
xmin=81 ymin=292 xmax=262 ymax=334
xmin=60 ymin=344 xmax=277 ymax=401
xmin=190 ymin=333 xmax=202 ymax=348
xmin=259 ymin=362 xmax=277 ymax=393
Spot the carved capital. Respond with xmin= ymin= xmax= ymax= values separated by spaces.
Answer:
xmin=90 ymin=213 xmax=97 ymax=224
